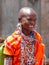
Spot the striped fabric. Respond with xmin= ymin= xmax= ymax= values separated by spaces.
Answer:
xmin=4 ymin=29 xmax=22 ymax=55
xmin=3 ymin=29 xmax=45 ymax=65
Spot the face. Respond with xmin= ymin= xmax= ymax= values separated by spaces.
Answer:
xmin=20 ymin=15 xmax=36 ymax=31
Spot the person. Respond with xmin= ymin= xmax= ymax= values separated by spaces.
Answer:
xmin=3 ymin=7 xmax=45 ymax=65
xmin=0 ymin=38 xmax=4 ymax=46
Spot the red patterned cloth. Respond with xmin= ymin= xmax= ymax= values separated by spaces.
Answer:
xmin=3 ymin=29 xmax=45 ymax=65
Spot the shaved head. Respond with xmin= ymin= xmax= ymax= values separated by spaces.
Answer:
xmin=18 ymin=7 xmax=36 ymax=20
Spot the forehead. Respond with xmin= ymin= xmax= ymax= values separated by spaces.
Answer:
xmin=22 ymin=15 xmax=36 ymax=20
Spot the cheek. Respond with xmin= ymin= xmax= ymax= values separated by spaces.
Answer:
xmin=33 ymin=23 xmax=36 ymax=27
xmin=22 ymin=23 xmax=30 ymax=29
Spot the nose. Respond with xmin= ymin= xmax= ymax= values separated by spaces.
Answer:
xmin=30 ymin=21 xmax=36 ymax=27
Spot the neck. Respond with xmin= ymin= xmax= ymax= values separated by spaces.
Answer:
xmin=22 ymin=28 xmax=32 ymax=36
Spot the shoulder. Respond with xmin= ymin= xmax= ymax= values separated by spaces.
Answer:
xmin=34 ymin=30 xmax=43 ymax=43
xmin=4 ymin=29 xmax=22 ymax=44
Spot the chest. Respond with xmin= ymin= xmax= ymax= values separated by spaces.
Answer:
xmin=20 ymin=38 xmax=35 ymax=65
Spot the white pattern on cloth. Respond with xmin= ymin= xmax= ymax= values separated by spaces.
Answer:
xmin=20 ymin=36 xmax=36 ymax=65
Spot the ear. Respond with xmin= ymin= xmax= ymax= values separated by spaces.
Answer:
xmin=18 ymin=18 xmax=22 ymax=23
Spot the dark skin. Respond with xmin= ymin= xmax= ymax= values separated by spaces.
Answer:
xmin=18 ymin=8 xmax=36 ymax=36
xmin=18 ymin=8 xmax=37 ymax=64
xmin=21 ymin=16 xmax=36 ymax=36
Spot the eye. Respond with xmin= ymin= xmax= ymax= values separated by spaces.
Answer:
xmin=27 ymin=18 xmax=33 ymax=21
xmin=27 ymin=18 xmax=36 ymax=22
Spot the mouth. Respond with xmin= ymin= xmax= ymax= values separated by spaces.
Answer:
xmin=29 ymin=25 xmax=33 ymax=28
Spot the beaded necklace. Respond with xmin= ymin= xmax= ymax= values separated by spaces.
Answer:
xmin=20 ymin=31 xmax=36 ymax=65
